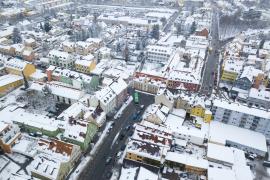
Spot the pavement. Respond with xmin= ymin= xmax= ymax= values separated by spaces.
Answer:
xmin=78 ymin=91 xmax=155 ymax=180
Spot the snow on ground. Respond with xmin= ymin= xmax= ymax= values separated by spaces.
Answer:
xmin=69 ymin=121 xmax=113 ymax=180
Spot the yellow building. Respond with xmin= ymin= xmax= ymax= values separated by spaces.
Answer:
xmin=0 ymin=74 xmax=23 ymax=95
xmin=221 ymin=70 xmax=238 ymax=82
xmin=75 ymin=59 xmax=96 ymax=74
xmin=191 ymin=105 xmax=212 ymax=123
xmin=221 ymin=59 xmax=244 ymax=83
xmin=203 ymin=110 xmax=212 ymax=123
xmin=191 ymin=105 xmax=205 ymax=117
xmin=5 ymin=58 xmax=36 ymax=78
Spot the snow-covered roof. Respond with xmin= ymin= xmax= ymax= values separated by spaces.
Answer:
xmin=5 ymin=58 xmax=28 ymax=71
xmin=208 ymin=167 xmax=236 ymax=180
xmin=95 ymin=86 xmax=116 ymax=105
xmin=165 ymin=151 xmax=208 ymax=169
xmin=137 ymin=167 xmax=158 ymax=180
xmin=132 ymin=123 xmax=172 ymax=148
xmin=207 ymin=143 xmax=234 ymax=165
xmin=75 ymin=59 xmax=93 ymax=67
xmin=0 ymin=74 xmax=23 ymax=87
xmin=212 ymin=98 xmax=270 ymax=119
xmin=0 ymin=106 xmax=59 ymax=132
xmin=209 ymin=121 xmax=267 ymax=154
xmin=109 ymin=78 xmax=127 ymax=95
xmin=248 ymin=88 xmax=270 ymax=102
xmin=30 ymin=81 xmax=84 ymax=101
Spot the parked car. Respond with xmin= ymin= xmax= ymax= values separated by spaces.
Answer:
xmin=105 ymin=171 xmax=113 ymax=179
xmin=105 ymin=157 xmax=112 ymax=165
xmin=119 ymin=133 xmax=125 ymax=140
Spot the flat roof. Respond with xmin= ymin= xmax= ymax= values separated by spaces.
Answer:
xmin=207 ymin=143 xmax=234 ymax=165
xmin=165 ymin=151 xmax=208 ymax=169
xmin=209 ymin=121 xmax=267 ymax=153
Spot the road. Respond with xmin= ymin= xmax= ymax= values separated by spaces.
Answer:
xmin=200 ymin=7 xmax=220 ymax=95
xmin=78 ymin=91 xmax=154 ymax=180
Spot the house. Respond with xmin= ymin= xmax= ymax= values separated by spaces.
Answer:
xmin=48 ymin=67 xmax=99 ymax=91
xmin=109 ymin=78 xmax=128 ymax=109
xmin=146 ymin=45 xmax=173 ymax=64
xmin=143 ymin=104 xmax=169 ymax=124
xmin=221 ymin=59 xmax=244 ymax=83
xmin=30 ymin=139 xmax=81 ymax=180
xmin=0 ymin=122 xmax=21 ymax=153
xmin=24 ymin=38 xmax=36 ymax=48
xmin=75 ymin=41 xmax=95 ymax=55
xmin=62 ymin=41 xmax=75 ymax=53
xmin=4 ymin=58 xmax=36 ymax=78
xmin=62 ymin=117 xmax=98 ymax=151
xmin=0 ymin=105 xmax=60 ymax=137
xmin=90 ymin=86 xmax=117 ymax=114
xmin=30 ymin=81 xmax=85 ymax=105
xmin=165 ymin=152 xmax=208 ymax=175
xmin=0 ymin=74 xmax=23 ymax=95
xmin=233 ymin=66 xmax=263 ymax=95
xmin=75 ymin=56 xmax=96 ymax=74
xmin=155 ymin=88 xmax=174 ymax=111
xmin=125 ymin=123 xmax=171 ymax=167
xmin=133 ymin=73 xmax=167 ymax=94
xmin=48 ymin=50 xmax=74 ymax=69
xmin=22 ymin=49 xmax=35 ymax=62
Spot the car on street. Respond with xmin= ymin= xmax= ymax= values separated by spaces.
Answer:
xmin=105 ymin=171 xmax=113 ymax=179
xmin=125 ymin=125 xmax=131 ymax=131
xmin=119 ymin=133 xmax=125 ymax=140
xmin=120 ymin=144 xmax=126 ymax=151
xmin=116 ymin=151 xmax=122 ymax=159
xmin=105 ymin=157 xmax=112 ymax=165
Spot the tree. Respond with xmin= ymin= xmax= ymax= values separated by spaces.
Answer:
xmin=44 ymin=21 xmax=52 ymax=33
xmin=176 ymin=24 xmax=181 ymax=37
xmin=116 ymin=42 xmax=121 ymax=52
xmin=151 ymin=24 xmax=160 ymax=40
xmin=160 ymin=17 xmax=167 ymax=26
xmin=12 ymin=27 xmax=22 ymax=44
xmin=123 ymin=43 xmax=129 ymax=62
xmin=190 ymin=21 xmax=196 ymax=34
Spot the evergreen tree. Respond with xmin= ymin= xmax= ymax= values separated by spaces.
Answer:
xmin=151 ymin=24 xmax=160 ymax=40
xmin=190 ymin=21 xmax=197 ymax=34
xmin=12 ymin=27 xmax=22 ymax=44
xmin=44 ymin=21 xmax=52 ymax=33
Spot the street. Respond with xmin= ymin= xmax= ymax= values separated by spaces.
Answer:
xmin=200 ymin=8 xmax=220 ymax=95
xmin=78 ymin=91 xmax=154 ymax=180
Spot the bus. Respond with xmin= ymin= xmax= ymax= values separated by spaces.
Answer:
xmin=134 ymin=92 xmax=139 ymax=104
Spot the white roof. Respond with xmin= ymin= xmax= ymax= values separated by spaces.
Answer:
xmin=207 ymin=143 xmax=234 ymax=165
xmin=119 ymin=167 xmax=138 ymax=180
xmin=0 ymin=106 xmax=59 ymax=132
xmin=248 ymin=88 xmax=270 ymax=102
xmin=0 ymin=74 xmax=23 ymax=87
xmin=213 ymin=99 xmax=270 ymax=119
xmin=208 ymin=167 xmax=236 ymax=180
xmin=5 ymin=58 xmax=28 ymax=71
xmin=165 ymin=151 xmax=208 ymax=169
xmin=137 ymin=167 xmax=158 ymax=180
xmin=109 ymin=78 xmax=127 ymax=95
xmin=30 ymin=82 xmax=84 ymax=100
xmin=209 ymin=121 xmax=267 ymax=153
xmin=75 ymin=59 xmax=93 ymax=67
